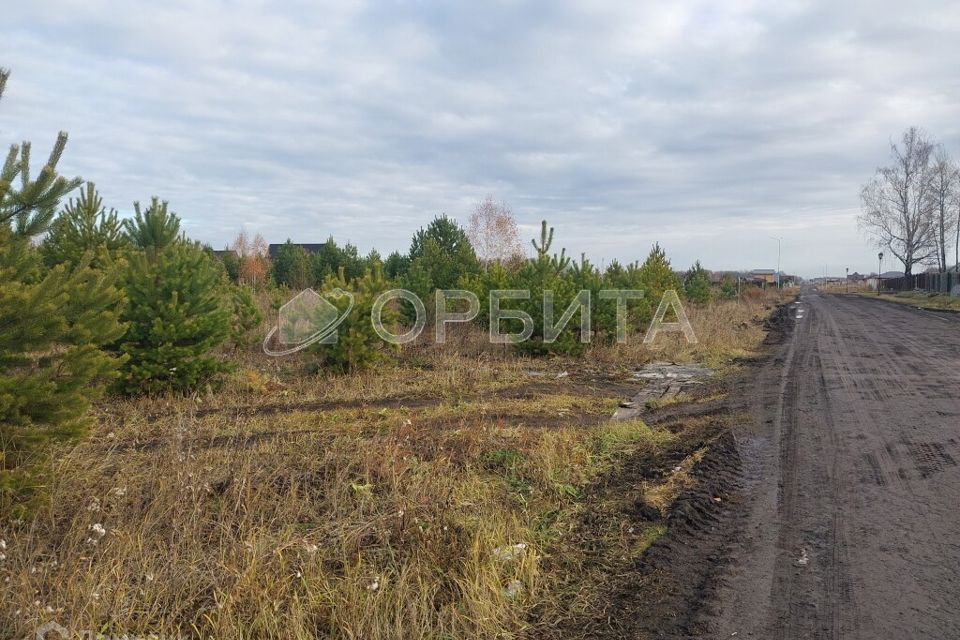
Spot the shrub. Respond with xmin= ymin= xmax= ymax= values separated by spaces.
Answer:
xmin=638 ymin=243 xmax=679 ymax=298
xmin=570 ymin=251 xmax=629 ymax=342
xmin=509 ymin=256 xmax=586 ymax=356
xmin=597 ymin=259 xmax=649 ymax=339
xmin=466 ymin=222 xmax=683 ymax=354
xmin=458 ymin=260 xmax=516 ymax=327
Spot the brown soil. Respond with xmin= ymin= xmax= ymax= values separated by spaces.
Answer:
xmin=129 ymin=379 xmax=628 ymax=424
xmin=525 ymin=376 xmax=743 ymax=639
xmin=558 ymin=292 xmax=960 ymax=639
xmin=97 ymin=379 xmax=631 ymax=454
xmin=712 ymin=292 xmax=960 ymax=639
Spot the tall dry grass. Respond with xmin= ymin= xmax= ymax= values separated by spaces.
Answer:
xmin=0 ymin=292 xmax=784 ymax=639
xmin=1 ymin=359 xmax=644 ymax=639
xmin=589 ymin=289 xmax=788 ymax=368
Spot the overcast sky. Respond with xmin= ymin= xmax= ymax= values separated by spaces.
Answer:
xmin=4 ymin=0 xmax=960 ymax=277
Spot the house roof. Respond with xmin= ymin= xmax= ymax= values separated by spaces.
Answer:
xmin=267 ymin=243 xmax=328 ymax=259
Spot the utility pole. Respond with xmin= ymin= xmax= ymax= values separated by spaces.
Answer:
xmin=770 ymin=236 xmax=782 ymax=288
xmin=846 ymin=267 xmax=849 ymax=293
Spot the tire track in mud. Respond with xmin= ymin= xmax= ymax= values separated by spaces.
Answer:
xmin=526 ymin=308 xmax=795 ymax=639
xmin=712 ymin=292 xmax=960 ymax=639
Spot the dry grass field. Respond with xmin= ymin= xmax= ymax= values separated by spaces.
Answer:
xmin=1 ymin=293 xmax=784 ymax=639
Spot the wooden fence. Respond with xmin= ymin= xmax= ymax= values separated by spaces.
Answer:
xmin=881 ymin=271 xmax=960 ymax=293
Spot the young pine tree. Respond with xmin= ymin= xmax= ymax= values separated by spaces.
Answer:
xmin=509 ymin=220 xmax=586 ymax=356
xmin=271 ymin=240 xmax=313 ymax=289
xmin=309 ymin=265 xmax=397 ymax=373
xmin=1 ymin=68 xmax=125 ymax=511
xmin=118 ymin=202 xmax=232 ymax=393
xmin=636 ymin=243 xmax=680 ymax=323
xmin=42 ymin=181 xmax=127 ymax=269
xmin=123 ymin=197 xmax=182 ymax=250
xmin=406 ymin=215 xmax=480 ymax=290
xmin=720 ymin=274 xmax=738 ymax=299
xmin=217 ymin=245 xmax=242 ymax=282
xmin=638 ymin=243 xmax=679 ymax=298
xmin=383 ymin=250 xmax=411 ymax=280
xmin=227 ymin=283 xmax=263 ymax=352
xmin=684 ymin=260 xmax=712 ymax=304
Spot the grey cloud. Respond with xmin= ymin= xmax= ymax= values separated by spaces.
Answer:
xmin=4 ymin=0 xmax=960 ymax=275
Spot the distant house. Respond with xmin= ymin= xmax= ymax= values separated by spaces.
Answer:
xmin=847 ymin=271 xmax=867 ymax=282
xmin=750 ymin=269 xmax=777 ymax=285
xmin=267 ymin=242 xmax=328 ymax=260
xmin=866 ymin=271 xmax=904 ymax=290
xmin=709 ymin=270 xmax=746 ymax=284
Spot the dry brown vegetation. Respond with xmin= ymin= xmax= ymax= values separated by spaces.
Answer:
xmin=0 ymin=291 xmax=785 ymax=639
xmin=869 ymin=289 xmax=960 ymax=311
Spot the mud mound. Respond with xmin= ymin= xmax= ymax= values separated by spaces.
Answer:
xmin=526 ymin=397 xmax=742 ymax=639
xmin=762 ymin=300 xmax=792 ymax=345
xmin=623 ymin=431 xmax=742 ymax=638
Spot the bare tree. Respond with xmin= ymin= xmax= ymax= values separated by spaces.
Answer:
xmin=859 ymin=127 xmax=938 ymax=276
xmin=925 ymin=147 xmax=958 ymax=275
xmin=467 ymin=196 xmax=525 ymax=265
xmin=232 ymin=230 xmax=270 ymax=289
xmin=954 ymin=180 xmax=960 ymax=273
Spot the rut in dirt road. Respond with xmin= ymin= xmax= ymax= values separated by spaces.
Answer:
xmin=715 ymin=293 xmax=960 ymax=639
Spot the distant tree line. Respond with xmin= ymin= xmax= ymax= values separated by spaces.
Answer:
xmin=1 ymin=68 xmax=723 ymax=512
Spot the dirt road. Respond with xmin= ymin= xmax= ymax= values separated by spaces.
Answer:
xmin=714 ymin=293 xmax=960 ymax=639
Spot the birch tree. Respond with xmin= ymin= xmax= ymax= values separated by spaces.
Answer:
xmin=859 ymin=127 xmax=937 ymax=276
xmin=467 ymin=196 xmax=525 ymax=266
xmin=925 ymin=147 xmax=958 ymax=275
